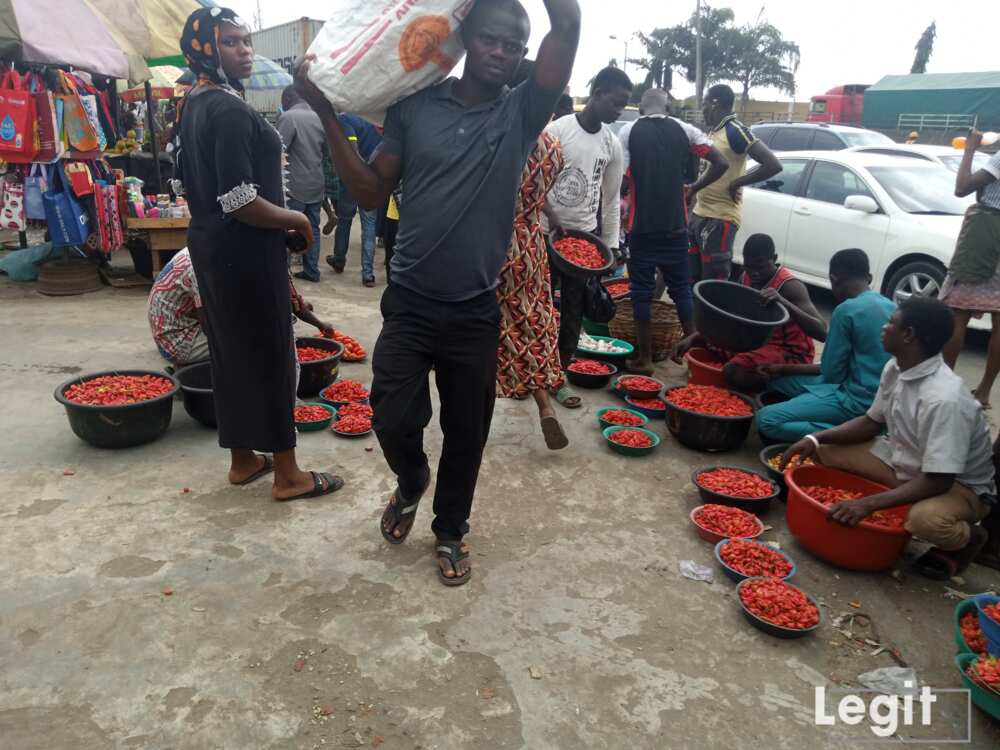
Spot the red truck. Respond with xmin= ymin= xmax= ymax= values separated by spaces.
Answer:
xmin=807 ymin=85 xmax=870 ymax=125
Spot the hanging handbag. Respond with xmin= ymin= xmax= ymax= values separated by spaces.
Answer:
xmin=56 ymin=71 xmax=99 ymax=152
xmin=24 ymin=163 xmax=47 ymax=220
xmin=583 ymin=276 xmax=617 ymax=324
xmin=78 ymin=93 xmax=107 ymax=152
xmin=64 ymin=161 xmax=95 ymax=197
xmin=0 ymin=69 xmax=39 ymax=163
xmin=1 ymin=174 xmax=26 ymax=231
xmin=27 ymin=72 xmax=63 ymax=163
xmin=43 ymin=161 xmax=90 ymax=247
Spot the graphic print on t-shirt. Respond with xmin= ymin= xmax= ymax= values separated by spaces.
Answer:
xmin=551 ymin=157 xmax=608 ymax=216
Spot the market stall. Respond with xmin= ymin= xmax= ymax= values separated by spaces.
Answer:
xmin=125 ymin=215 xmax=188 ymax=277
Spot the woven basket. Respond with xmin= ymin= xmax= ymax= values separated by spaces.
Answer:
xmin=609 ymin=298 xmax=685 ymax=362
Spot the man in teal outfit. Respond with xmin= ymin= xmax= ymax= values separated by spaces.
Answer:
xmin=757 ymin=249 xmax=895 ymax=443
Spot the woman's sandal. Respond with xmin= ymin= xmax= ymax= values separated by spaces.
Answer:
xmin=233 ymin=454 xmax=274 ymax=486
xmin=540 ymin=415 xmax=569 ymax=450
xmin=276 ymin=471 xmax=344 ymax=501
xmin=380 ymin=466 xmax=431 ymax=545
xmin=912 ymin=549 xmax=960 ymax=581
xmin=553 ymin=385 xmax=581 ymax=409
xmin=435 ymin=540 xmax=472 ymax=587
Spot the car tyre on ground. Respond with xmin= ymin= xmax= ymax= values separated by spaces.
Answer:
xmin=884 ymin=259 xmax=946 ymax=306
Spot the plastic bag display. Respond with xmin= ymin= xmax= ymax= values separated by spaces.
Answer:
xmin=1 ymin=175 xmax=26 ymax=231
xmin=305 ymin=0 xmax=475 ymax=125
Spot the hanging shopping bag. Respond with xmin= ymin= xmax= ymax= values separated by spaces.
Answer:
xmin=1 ymin=174 xmax=26 ymax=231
xmin=78 ymin=94 xmax=107 ymax=151
xmin=27 ymin=72 xmax=63 ymax=163
xmin=104 ymin=183 xmax=124 ymax=250
xmin=24 ymin=163 xmax=47 ymax=220
xmin=0 ymin=69 xmax=39 ymax=163
xmin=56 ymin=72 xmax=99 ymax=152
xmin=64 ymin=161 xmax=95 ymax=197
xmin=43 ymin=161 xmax=90 ymax=247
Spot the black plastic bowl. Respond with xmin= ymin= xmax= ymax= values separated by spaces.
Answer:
xmin=736 ymin=577 xmax=822 ymax=639
xmin=664 ymin=388 xmax=755 ymax=452
xmin=546 ymin=228 xmax=615 ymax=279
xmin=54 ymin=369 xmax=180 ymax=449
xmin=296 ymin=337 xmax=344 ymax=398
xmin=565 ymin=360 xmax=618 ymax=389
xmin=758 ymin=444 xmax=791 ymax=487
xmin=691 ymin=466 xmax=780 ymax=514
xmin=175 ymin=360 xmax=216 ymax=428
xmin=693 ymin=280 xmax=790 ymax=353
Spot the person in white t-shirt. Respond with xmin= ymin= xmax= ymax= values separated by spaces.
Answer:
xmin=544 ymin=66 xmax=632 ymax=408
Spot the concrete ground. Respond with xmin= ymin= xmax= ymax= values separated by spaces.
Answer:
xmin=2 ymin=232 xmax=1000 ymax=749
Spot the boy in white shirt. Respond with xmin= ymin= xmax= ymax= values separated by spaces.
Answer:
xmin=544 ymin=66 xmax=632 ymax=408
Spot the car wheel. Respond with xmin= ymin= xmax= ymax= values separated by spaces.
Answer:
xmin=885 ymin=260 xmax=946 ymax=306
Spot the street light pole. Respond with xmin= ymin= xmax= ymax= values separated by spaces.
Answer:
xmin=695 ymin=0 xmax=703 ymax=106
xmin=609 ymin=34 xmax=629 ymax=75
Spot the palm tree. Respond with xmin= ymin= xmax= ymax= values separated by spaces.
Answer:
xmin=910 ymin=21 xmax=936 ymax=74
xmin=718 ymin=22 xmax=800 ymax=114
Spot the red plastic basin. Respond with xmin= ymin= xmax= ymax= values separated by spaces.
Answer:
xmin=786 ymin=465 xmax=911 ymax=571
xmin=685 ymin=347 xmax=727 ymax=388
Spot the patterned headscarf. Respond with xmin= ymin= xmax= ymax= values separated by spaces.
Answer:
xmin=180 ymin=6 xmax=251 ymax=92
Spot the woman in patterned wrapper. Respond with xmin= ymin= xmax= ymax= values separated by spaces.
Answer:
xmin=495 ymin=60 xmax=569 ymax=450
xmin=172 ymin=7 xmax=343 ymax=500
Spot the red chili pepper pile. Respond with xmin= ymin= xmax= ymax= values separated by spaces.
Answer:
xmin=609 ymin=429 xmax=653 ymax=448
xmin=693 ymin=504 xmax=760 ymax=538
xmin=619 ymin=375 xmax=661 ymax=393
xmin=721 ymin=540 xmax=793 ymax=579
xmin=334 ymin=414 xmax=372 ymax=434
xmin=740 ymin=578 xmax=819 ymax=630
xmin=984 ymin=602 xmax=1000 ymax=627
xmin=567 ymin=359 xmax=614 ymax=375
xmin=294 ymin=404 xmax=331 ymax=423
xmin=322 ymin=380 xmax=370 ymax=403
xmin=967 ymin=654 xmax=1000 ymax=695
xmin=697 ymin=468 xmax=774 ymax=499
xmin=337 ymin=402 xmax=373 ymax=419
xmin=604 ymin=280 xmax=630 ymax=299
xmin=802 ymin=485 xmax=905 ymax=530
xmin=323 ymin=329 xmax=367 ymax=361
xmin=296 ymin=346 xmax=332 ymax=363
xmin=628 ymin=397 xmax=666 ymax=411
xmin=961 ymin=612 xmax=988 ymax=654
xmin=602 ymin=409 xmax=644 ymax=426
xmin=64 ymin=374 xmax=174 ymax=406
xmin=553 ymin=237 xmax=605 ymax=269
xmin=666 ymin=385 xmax=752 ymax=417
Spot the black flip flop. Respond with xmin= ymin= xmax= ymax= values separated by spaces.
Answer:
xmin=380 ymin=466 xmax=431 ymax=545
xmin=913 ymin=549 xmax=960 ymax=581
xmin=540 ymin=415 xmax=569 ymax=450
xmin=435 ymin=540 xmax=472 ymax=587
xmin=233 ymin=454 xmax=274 ymax=486
xmin=277 ymin=471 xmax=344 ymax=502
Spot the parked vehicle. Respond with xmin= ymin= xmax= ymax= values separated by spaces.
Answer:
xmin=751 ymin=122 xmax=893 ymax=152
xmin=807 ymin=85 xmax=870 ymax=125
xmin=734 ymin=151 xmax=986 ymax=328
xmin=849 ymin=143 xmax=990 ymax=173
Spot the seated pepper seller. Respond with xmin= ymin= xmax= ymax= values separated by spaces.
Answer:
xmin=148 ymin=248 xmax=335 ymax=368
xmin=781 ymin=297 xmax=996 ymax=580
xmin=672 ymin=233 xmax=827 ymax=390
xmin=756 ymin=249 xmax=896 ymax=443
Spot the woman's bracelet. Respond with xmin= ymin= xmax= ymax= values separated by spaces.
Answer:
xmin=805 ymin=434 xmax=821 ymax=451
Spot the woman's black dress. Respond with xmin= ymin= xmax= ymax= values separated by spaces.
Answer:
xmin=180 ymin=87 xmax=296 ymax=452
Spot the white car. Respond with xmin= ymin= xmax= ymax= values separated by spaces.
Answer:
xmin=849 ymin=143 xmax=990 ymax=173
xmin=734 ymin=151 xmax=987 ymax=327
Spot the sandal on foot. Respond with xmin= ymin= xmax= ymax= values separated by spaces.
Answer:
xmin=540 ymin=415 xmax=569 ymax=450
xmin=233 ymin=454 xmax=274 ymax=486
xmin=435 ymin=540 xmax=472 ymax=587
xmin=913 ymin=529 xmax=987 ymax=580
xmin=553 ymin=385 xmax=581 ymax=409
xmin=277 ymin=471 xmax=344 ymax=501
xmin=380 ymin=466 xmax=431 ymax=545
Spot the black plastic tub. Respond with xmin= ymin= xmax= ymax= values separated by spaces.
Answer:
xmin=546 ymin=228 xmax=615 ymax=279
xmin=296 ymin=337 xmax=344 ymax=398
xmin=664 ymin=388 xmax=755 ymax=452
xmin=176 ymin=360 xmax=216 ymax=428
xmin=54 ymin=370 xmax=180 ymax=449
xmin=693 ymin=280 xmax=789 ymax=353
xmin=565 ymin=361 xmax=618 ymax=389
xmin=691 ymin=465 xmax=780 ymax=514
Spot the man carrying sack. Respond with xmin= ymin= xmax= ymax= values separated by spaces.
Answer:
xmin=295 ymin=0 xmax=581 ymax=586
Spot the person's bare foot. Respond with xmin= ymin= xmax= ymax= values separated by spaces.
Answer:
xmin=625 ymin=357 xmax=655 ymax=376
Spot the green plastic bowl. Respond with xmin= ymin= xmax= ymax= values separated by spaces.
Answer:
xmin=955 ymin=596 xmax=991 ymax=656
xmin=602 ymin=425 xmax=661 ymax=456
xmin=576 ymin=336 xmax=635 ymax=362
xmin=294 ymin=402 xmax=336 ymax=432
xmin=596 ymin=406 xmax=649 ymax=431
xmin=955 ymin=653 xmax=1000 ymax=721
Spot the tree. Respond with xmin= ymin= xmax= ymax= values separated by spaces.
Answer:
xmin=717 ymin=22 xmax=800 ymax=113
xmin=910 ymin=21 xmax=936 ymax=74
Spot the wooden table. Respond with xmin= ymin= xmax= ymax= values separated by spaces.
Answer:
xmin=125 ymin=217 xmax=189 ymax=276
